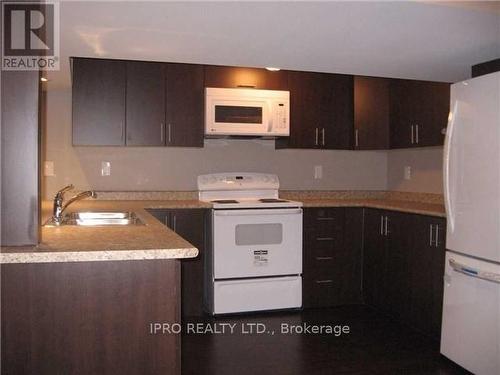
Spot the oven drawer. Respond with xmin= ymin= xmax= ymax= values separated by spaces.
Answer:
xmin=213 ymin=276 xmax=302 ymax=314
xmin=213 ymin=208 xmax=303 ymax=279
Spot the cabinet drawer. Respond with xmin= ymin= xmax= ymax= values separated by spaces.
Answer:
xmin=304 ymin=232 xmax=344 ymax=257
xmin=303 ymin=278 xmax=341 ymax=308
xmin=303 ymin=256 xmax=335 ymax=278
xmin=304 ymin=208 xmax=344 ymax=235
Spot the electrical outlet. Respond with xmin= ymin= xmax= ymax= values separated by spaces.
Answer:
xmin=44 ymin=161 xmax=55 ymax=176
xmin=314 ymin=165 xmax=323 ymax=179
xmin=101 ymin=161 xmax=111 ymax=176
xmin=404 ymin=166 xmax=411 ymax=180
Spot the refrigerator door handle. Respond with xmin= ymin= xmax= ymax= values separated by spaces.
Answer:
xmin=444 ymin=101 xmax=458 ymax=232
xmin=449 ymin=258 xmax=500 ymax=284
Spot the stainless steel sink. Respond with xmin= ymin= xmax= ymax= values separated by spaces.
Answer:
xmin=54 ymin=211 xmax=145 ymax=226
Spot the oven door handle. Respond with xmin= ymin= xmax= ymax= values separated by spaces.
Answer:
xmin=214 ymin=208 xmax=303 ymax=216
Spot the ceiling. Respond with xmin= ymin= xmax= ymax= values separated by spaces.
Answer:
xmin=46 ymin=1 xmax=500 ymax=89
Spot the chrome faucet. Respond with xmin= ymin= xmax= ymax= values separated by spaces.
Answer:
xmin=51 ymin=185 xmax=97 ymax=225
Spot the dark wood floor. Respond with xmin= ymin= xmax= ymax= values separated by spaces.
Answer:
xmin=182 ymin=305 xmax=470 ymax=375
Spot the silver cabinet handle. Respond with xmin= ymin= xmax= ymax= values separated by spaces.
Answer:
xmin=316 ymin=217 xmax=335 ymax=221
xmin=411 ymin=125 xmax=414 ymax=144
xmin=416 ymin=124 xmax=419 ymax=144
xmin=160 ymin=122 xmax=165 ymax=143
xmin=316 ymin=256 xmax=333 ymax=261
xmin=315 ymin=128 xmax=319 ymax=146
xmin=435 ymin=224 xmax=439 ymax=247
xmin=384 ymin=216 xmax=388 ymax=236
xmin=322 ymin=128 xmax=325 ymax=146
xmin=429 ymin=224 xmax=434 ymax=246
xmin=315 ymin=279 xmax=333 ymax=284
xmin=380 ymin=215 xmax=384 ymax=235
xmin=172 ymin=214 xmax=176 ymax=232
xmin=355 ymin=129 xmax=359 ymax=148
xmin=449 ymin=259 xmax=500 ymax=284
xmin=167 ymin=123 xmax=172 ymax=143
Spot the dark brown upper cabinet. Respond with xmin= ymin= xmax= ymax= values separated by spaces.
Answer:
xmin=165 ymin=63 xmax=204 ymax=147
xmin=276 ymin=71 xmax=353 ymax=150
xmin=72 ymin=58 xmax=204 ymax=147
xmin=390 ymin=79 xmax=450 ymax=149
xmin=72 ymin=58 xmax=126 ymax=146
xmin=204 ymin=65 xmax=288 ymax=90
xmin=354 ymin=76 xmax=390 ymax=150
xmin=126 ymin=61 xmax=166 ymax=146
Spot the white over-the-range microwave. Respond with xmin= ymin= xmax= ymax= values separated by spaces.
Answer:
xmin=205 ymin=87 xmax=290 ymax=137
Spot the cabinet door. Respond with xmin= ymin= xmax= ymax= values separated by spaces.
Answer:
xmin=362 ymin=209 xmax=388 ymax=309
xmin=390 ymin=79 xmax=450 ymax=149
xmin=409 ymin=215 xmax=437 ymax=336
xmin=321 ymin=74 xmax=354 ymax=150
xmin=126 ymin=61 xmax=166 ymax=146
xmin=430 ymin=217 xmax=446 ymax=340
xmin=281 ymin=71 xmax=324 ymax=149
xmin=389 ymin=79 xmax=415 ymax=149
xmin=342 ymin=208 xmax=364 ymax=304
xmin=72 ymin=58 xmax=126 ymax=146
xmin=303 ymin=208 xmax=345 ymax=308
xmin=412 ymin=81 xmax=450 ymax=147
xmin=165 ymin=63 xmax=204 ymax=147
xmin=278 ymin=71 xmax=353 ymax=149
xmin=168 ymin=209 xmax=206 ymax=318
xmin=384 ymin=212 xmax=412 ymax=320
xmin=354 ymin=76 xmax=390 ymax=150
xmin=204 ymin=65 xmax=289 ymax=90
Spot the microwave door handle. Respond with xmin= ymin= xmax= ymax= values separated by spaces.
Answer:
xmin=267 ymin=101 xmax=273 ymax=132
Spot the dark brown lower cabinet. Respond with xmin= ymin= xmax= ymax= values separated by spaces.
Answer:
xmin=362 ymin=209 xmax=446 ymax=340
xmin=303 ymin=207 xmax=362 ymax=308
xmin=1 ymin=260 xmax=180 ymax=375
xmin=148 ymin=208 xmax=207 ymax=318
xmin=362 ymin=208 xmax=388 ymax=309
xmin=410 ymin=215 xmax=446 ymax=340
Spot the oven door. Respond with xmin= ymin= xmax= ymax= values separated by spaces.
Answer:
xmin=212 ymin=208 xmax=303 ymax=279
xmin=205 ymin=98 xmax=271 ymax=136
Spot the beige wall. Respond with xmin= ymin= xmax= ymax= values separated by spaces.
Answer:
xmin=43 ymin=89 xmax=390 ymax=199
xmin=386 ymin=147 xmax=443 ymax=194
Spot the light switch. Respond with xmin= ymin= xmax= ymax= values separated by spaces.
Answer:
xmin=44 ymin=161 xmax=55 ymax=176
xmin=404 ymin=166 xmax=411 ymax=180
xmin=101 ymin=161 xmax=111 ymax=176
xmin=314 ymin=165 xmax=323 ymax=179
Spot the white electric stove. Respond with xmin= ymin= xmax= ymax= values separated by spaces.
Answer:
xmin=198 ymin=173 xmax=303 ymax=315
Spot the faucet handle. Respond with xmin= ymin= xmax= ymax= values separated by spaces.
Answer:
xmin=55 ymin=184 xmax=74 ymax=198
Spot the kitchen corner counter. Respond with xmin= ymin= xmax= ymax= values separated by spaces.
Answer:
xmin=1 ymin=200 xmax=210 ymax=264
xmin=1 ymin=193 xmax=446 ymax=264
xmin=299 ymin=198 xmax=445 ymax=217
xmin=279 ymin=190 xmax=445 ymax=218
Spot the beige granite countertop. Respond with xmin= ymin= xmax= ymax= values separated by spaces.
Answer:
xmin=1 ymin=191 xmax=445 ymax=264
xmin=298 ymin=198 xmax=445 ymax=217
xmin=0 ymin=200 xmax=209 ymax=264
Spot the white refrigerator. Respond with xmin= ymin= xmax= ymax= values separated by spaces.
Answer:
xmin=441 ymin=71 xmax=500 ymax=375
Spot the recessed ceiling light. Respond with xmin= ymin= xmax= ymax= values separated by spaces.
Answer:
xmin=40 ymin=77 xmax=48 ymax=82
xmin=265 ymin=67 xmax=280 ymax=72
